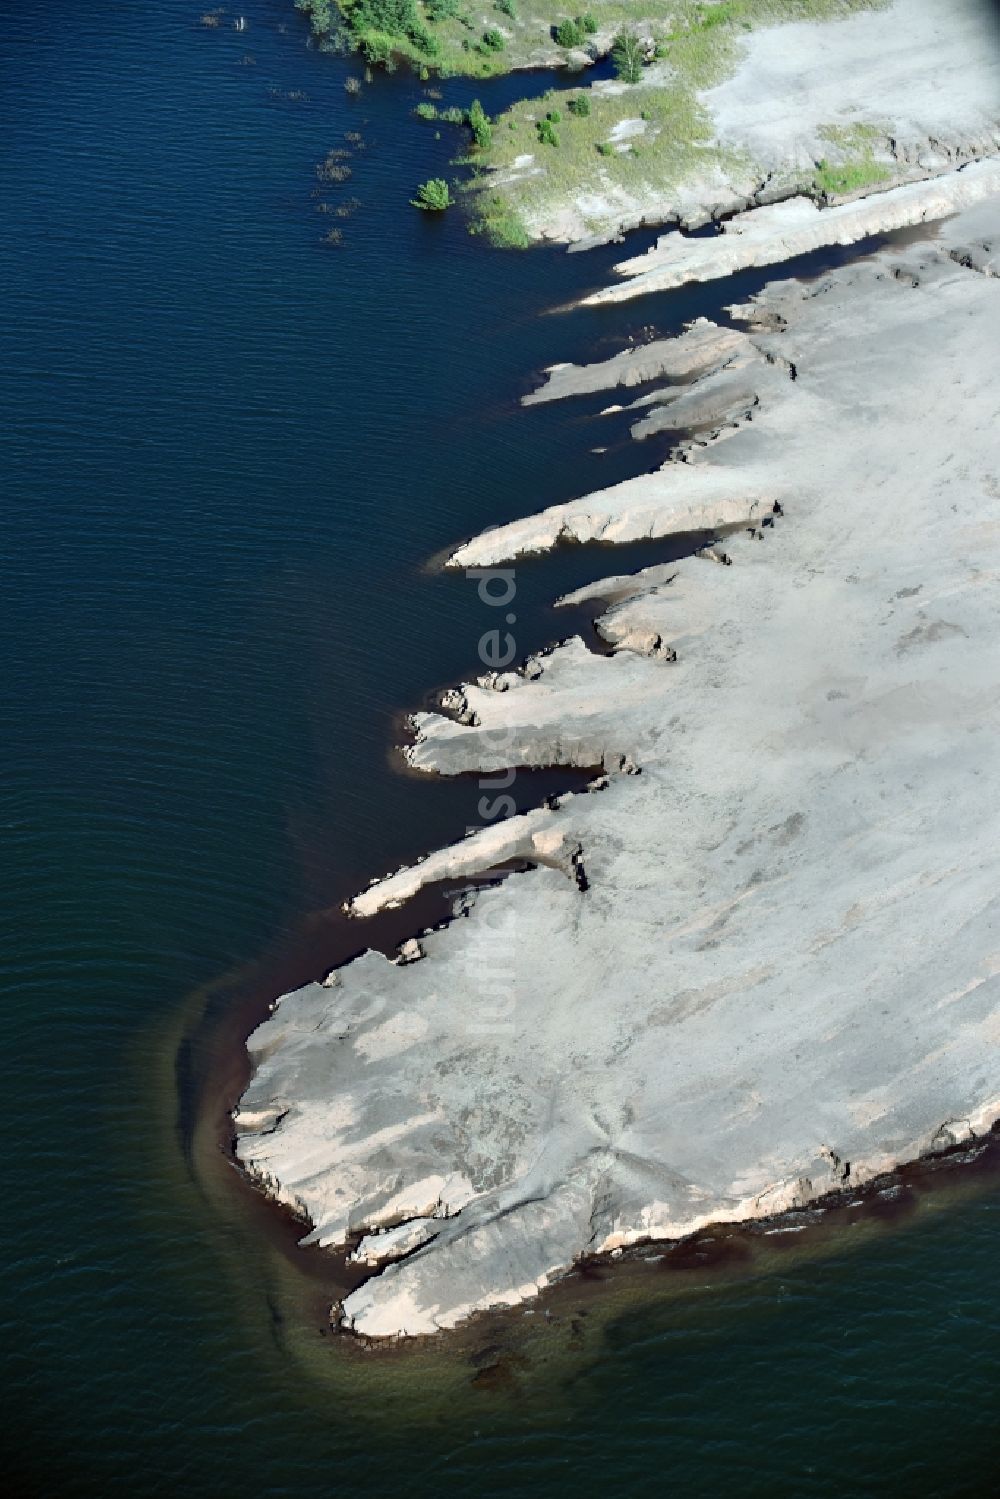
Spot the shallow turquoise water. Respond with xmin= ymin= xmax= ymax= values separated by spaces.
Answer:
xmin=3 ymin=1 xmax=999 ymax=1493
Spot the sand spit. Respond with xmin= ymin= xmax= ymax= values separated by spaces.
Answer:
xmin=581 ymin=158 xmax=1000 ymax=305
xmin=522 ymin=321 xmax=748 ymax=406
xmin=235 ymin=193 xmax=1000 ymax=1338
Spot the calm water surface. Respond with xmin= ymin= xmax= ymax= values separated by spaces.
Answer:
xmin=2 ymin=1 xmax=999 ymax=1494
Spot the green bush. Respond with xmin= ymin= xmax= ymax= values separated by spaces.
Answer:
xmin=409 ymin=25 xmax=438 ymax=54
xmin=467 ymin=98 xmax=492 ymax=149
xmin=556 ymin=13 xmax=595 ymax=48
xmin=555 ymin=17 xmax=584 ymax=47
xmin=415 ymin=101 xmax=438 ymax=120
xmin=358 ymin=30 xmax=394 ymax=65
xmin=596 ymin=140 xmax=614 ymax=156
xmin=411 ymin=178 xmax=452 ymax=210
xmin=567 ymin=95 xmax=590 ymax=117
xmin=296 ymin=0 xmax=335 ymax=34
xmin=546 ymin=109 xmax=562 ymax=124
xmin=426 ymin=0 xmax=459 ymax=16
xmin=611 ymin=30 xmax=644 ymax=83
xmin=345 ymin=0 xmax=444 ymax=61
xmin=494 ymin=0 xmax=517 ymax=15
xmin=537 ymin=117 xmax=560 ymax=146
xmin=481 ymin=27 xmax=506 ymax=50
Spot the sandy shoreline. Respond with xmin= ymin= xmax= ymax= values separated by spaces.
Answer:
xmin=216 ymin=0 xmax=1000 ymax=1351
xmin=231 ymin=178 xmax=1000 ymax=1338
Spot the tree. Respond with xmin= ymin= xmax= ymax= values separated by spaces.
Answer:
xmin=612 ymin=30 xmax=644 ymax=84
xmin=467 ymin=98 xmax=492 ymax=149
xmin=411 ymin=178 xmax=452 ymax=211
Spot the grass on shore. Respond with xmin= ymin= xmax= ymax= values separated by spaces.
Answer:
xmin=294 ymin=0 xmax=893 ymax=243
xmin=812 ymin=121 xmax=894 ymax=197
xmin=297 ymin=0 xmax=886 ymax=81
xmin=457 ymin=1 xmax=891 ymax=240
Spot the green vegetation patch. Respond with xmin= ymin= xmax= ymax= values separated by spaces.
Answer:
xmin=469 ymin=191 xmax=531 ymax=246
xmin=812 ymin=120 xmax=894 ymax=196
xmin=295 ymin=0 xmax=892 ymax=241
xmin=464 ymin=1 xmax=890 ymax=241
xmin=297 ymin=0 xmax=885 ymax=81
xmin=412 ymin=176 xmax=453 ymax=208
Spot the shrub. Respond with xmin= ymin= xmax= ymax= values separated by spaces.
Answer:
xmin=611 ymin=30 xmax=644 ymax=83
xmin=556 ymin=13 xmax=595 ymax=47
xmin=415 ymin=101 xmax=438 ymax=120
xmin=495 ymin=0 xmax=517 ymax=15
xmin=439 ymin=104 xmax=465 ymax=123
xmin=596 ymin=140 xmax=614 ymax=156
xmin=567 ymin=95 xmax=590 ymax=117
xmin=426 ymin=0 xmax=459 ymax=16
xmin=555 ymin=18 xmax=585 ymax=47
xmin=295 ymin=0 xmax=334 ymax=33
xmin=411 ymin=178 xmax=452 ymax=211
xmin=409 ymin=25 xmax=439 ymax=55
xmin=546 ymin=109 xmax=561 ymax=124
xmin=481 ymin=27 xmax=506 ymax=50
xmin=467 ymin=98 xmax=492 ymax=149
xmin=537 ymin=117 xmax=559 ymax=146
xmin=358 ymin=31 xmax=394 ymax=66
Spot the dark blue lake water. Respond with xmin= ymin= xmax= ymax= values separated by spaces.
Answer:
xmin=3 ymin=1 xmax=999 ymax=1493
